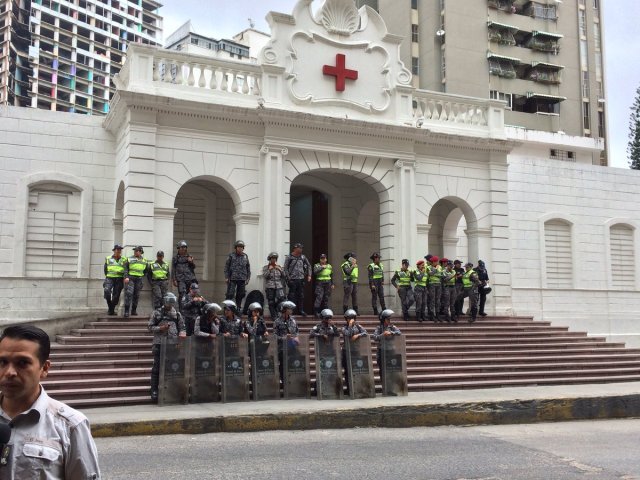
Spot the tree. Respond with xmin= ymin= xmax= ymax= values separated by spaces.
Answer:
xmin=628 ymin=84 xmax=640 ymax=169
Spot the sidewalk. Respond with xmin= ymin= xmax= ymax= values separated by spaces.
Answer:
xmin=85 ymin=381 xmax=640 ymax=437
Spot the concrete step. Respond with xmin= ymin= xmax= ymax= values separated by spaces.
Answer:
xmin=407 ymin=366 xmax=640 ymax=382
xmin=50 ymin=351 xmax=152 ymax=362
xmin=48 ymin=366 xmax=150 ymax=379
xmin=42 ymin=376 xmax=149 ymax=390
xmin=70 ymin=328 xmax=151 ymax=336
xmin=405 ymin=342 xmax=627 ymax=351
xmin=55 ymin=335 xmax=151 ymax=345
xmin=42 ymin=385 xmax=150 ymax=400
xmin=404 ymin=360 xmax=640 ymax=374
xmin=407 ymin=352 xmax=640 ymax=363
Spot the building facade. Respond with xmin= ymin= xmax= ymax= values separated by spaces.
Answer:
xmin=0 ymin=0 xmax=637 ymax=346
xmin=375 ymin=0 xmax=608 ymax=165
xmin=0 ymin=0 xmax=162 ymax=115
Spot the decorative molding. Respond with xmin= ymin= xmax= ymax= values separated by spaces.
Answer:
xmin=317 ymin=0 xmax=360 ymax=36
xmin=112 ymin=218 xmax=123 ymax=227
xmin=261 ymin=144 xmax=289 ymax=156
xmin=233 ymin=213 xmax=260 ymax=225
xmin=464 ymin=228 xmax=493 ymax=238
xmin=154 ymin=207 xmax=178 ymax=220
xmin=395 ymin=159 xmax=416 ymax=169
xmin=417 ymin=224 xmax=431 ymax=235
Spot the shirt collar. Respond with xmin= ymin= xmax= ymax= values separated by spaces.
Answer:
xmin=0 ymin=386 xmax=48 ymax=424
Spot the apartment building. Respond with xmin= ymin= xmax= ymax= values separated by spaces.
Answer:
xmin=0 ymin=0 xmax=162 ymax=115
xmin=375 ymin=0 xmax=607 ymax=165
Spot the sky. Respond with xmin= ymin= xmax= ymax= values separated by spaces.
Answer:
xmin=158 ymin=0 xmax=640 ymax=169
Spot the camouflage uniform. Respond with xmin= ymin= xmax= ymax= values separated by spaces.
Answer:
xmin=182 ymin=293 xmax=208 ymax=336
xmin=441 ymin=267 xmax=458 ymax=322
xmin=220 ymin=315 xmax=245 ymax=336
xmin=224 ymin=251 xmax=251 ymax=310
xmin=309 ymin=321 xmax=340 ymax=338
xmin=427 ymin=264 xmax=443 ymax=321
xmin=244 ymin=316 xmax=268 ymax=339
xmin=123 ymin=254 xmax=149 ymax=316
xmin=171 ymin=253 xmax=196 ymax=308
xmin=413 ymin=266 xmax=428 ymax=322
xmin=194 ymin=314 xmax=220 ymax=337
xmin=313 ymin=261 xmax=334 ymax=313
xmin=274 ymin=314 xmax=300 ymax=380
xmin=340 ymin=259 xmax=359 ymax=313
xmin=372 ymin=323 xmax=402 ymax=370
xmin=148 ymin=258 xmax=170 ymax=310
xmin=262 ymin=263 xmax=287 ymax=319
xmin=148 ymin=306 xmax=186 ymax=395
xmin=391 ymin=267 xmax=414 ymax=320
xmin=457 ymin=266 xmax=480 ymax=322
xmin=284 ymin=253 xmax=312 ymax=314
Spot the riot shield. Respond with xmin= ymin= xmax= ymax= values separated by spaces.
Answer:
xmin=250 ymin=336 xmax=279 ymax=401
xmin=379 ymin=335 xmax=408 ymax=396
xmin=314 ymin=336 xmax=343 ymax=400
xmin=220 ymin=336 xmax=250 ymax=402
xmin=158 ymin=336 xmax=189 ymax=406
xmin=189 ymin=336 xmax=220 ymax=403
xmin=282 ymin=334 xmax=310 ymax=399
xmin=344 ymin=336 xmax=375 ymax=399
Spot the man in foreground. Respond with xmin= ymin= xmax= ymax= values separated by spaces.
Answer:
xmin=0 ymin=325 xmax=101 ymax=479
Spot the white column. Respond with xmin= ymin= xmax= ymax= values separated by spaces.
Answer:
xmin=259 ymin=144 xmax=288 ymax=261
xmin=152 ymin=207 xmax=177 ymax=261
xmin=394 ymin=159 xmax=418 ymax=261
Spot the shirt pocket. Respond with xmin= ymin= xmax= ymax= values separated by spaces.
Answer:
xmin=23 ymin=442 xmax=61 ymax=462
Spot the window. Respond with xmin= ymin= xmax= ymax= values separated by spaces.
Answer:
xmin=579 ymin=10 xmax=587 ymax=37
xmin=26 ymin=184 xmax=81 ymax=277
xmin=593 ymin=0 xmax=599 ymax=9
xmin=490 ymin=90 xmax=512 ymax=109
xmin=411 ymin=24 xmax=419 ymax=43
xmin=598 ymin=110 xmax=605 ymax=138
xmin=582 ymin=71 xmax=590 ymax=99
xmin=583 ymin=101 xmax=591 ymax=131
xmin=550 ymin=149 xmax=575 ymax=162
xmin=544 ymin=220 xmax=572 ymax=288
xmin=610 ymin=224 xmax=634 ymax=289
xmin=412 ymin=57 xmax=419 ymax=75
xmin=580 ymin=39 xmax=588 ymax=68
xmin=593 ymin=22 xmax=601 ymax=48
xmin=411 ymin=0 xmax=417 ymax=9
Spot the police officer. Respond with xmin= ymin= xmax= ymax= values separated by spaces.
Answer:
xmin=171 ymin=240 xmax=197 ymax=310
xmin=104 ymin=243 xmax=126 ymax=315
xmin=342 ymin=309 xmax=368 ymax=341
xmin=245 ymin=302 xmax=269 ymax=340
xmin=148 ymin=292 xmax=186 ymax=402
xmin=413 ymin=259 xmax=428 ymax=322
xmin=391 ymin=259 xmax=414 ymax=321
xmin=427 ymin=255 xmax=443 ymax=322
xmin=123 ymin=246 xmax=149 ymax=318
xmin=368 ymin=252 xmax=386 ymax=316
xmin=340 ymin=252 xmax=359 ymax=315
xmin=372 ymin=309 xmax=401 ymax=375
xmin=194 ymin=302 xmax=221 ymax=339
xmin=224 ymin=240 xmax=251 ymax=313
xmin=441 ymin=260 xmax=458 ymax=323
xmin=148 ymin=250 xmax=170 ymax=310
xmin=284 ymin=243 xmax=312 ymax=316
xmin=274 ymin=301 xmax=300 ymax=382
xmin=476 ymin=259 xmax=490 ymax=317
xmin=457 ymin=262 xmax=480 ymax=323
xmin=313 ymin=254 xmax=334 ymax=318
xmin=182 ymin=282 xmax=207 ymax=336
xmin=309 ymin=309 xmax=340 ymax=339
xmin=453 ymin=259 xmax=465 ymax=317
xmin=262 ymin=252 xmax=286 ymax=320
xmin=220 ymin=300 xmax=246 ymax=337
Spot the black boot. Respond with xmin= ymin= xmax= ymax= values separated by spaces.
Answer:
xmin=124 ymin=306 xmax=129 ymax=318
xmin=343 ymin=305 xmax=348 ymax=314
xmin=373 ymin=306 xmax=379 ymax=316
xmin=469 ymin=307 xmax=477 ymax=323
xmin=353 ymin=306 xmax=359 ymax=316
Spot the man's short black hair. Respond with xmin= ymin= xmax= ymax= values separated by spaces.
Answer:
xmin=0 ymin=325 xmax=51 ymax=365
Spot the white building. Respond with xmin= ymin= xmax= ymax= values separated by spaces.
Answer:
xmin=1 ymin=0 xmax=638 ymax=347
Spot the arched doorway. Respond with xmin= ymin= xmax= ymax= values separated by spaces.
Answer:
xmin=290 ymin=171 xmax=381 ymax=313
xmin=428 ymin=197 xmax=477 ymax=261
xmin=173 ymin=178 xmax=236 ymax=300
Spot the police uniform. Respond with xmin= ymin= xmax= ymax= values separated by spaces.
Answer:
xmin=390 ymin=262 xmax=414 ymax=321
xmin=194 ymin=313 xmax=220 ymax=338
xmin=0 ymin=388 xmax=100 ymax=480
xmin=340 ymin=254 xmax=359 ymax=314
xmin=427 ymin=259 xmax=443 ymax=321
xmin=372 ymin=322 xmax=402 ymax=372
xmin=123 ymin=249 xmax=148 ymax=317
xmin=457 ymin=264 xmax=480 ymax=322
xmin=441 ymin=263 xmax=458 ymax=322
xmin=182 ymin=289 xmax=208 ymax=336
xmin=244 ymin=316 xmax=268 ymax=339
xmin=283 ymin=250 xmax=312 ymax=315
xmin=309 ymin=321 xmax=340 ymax=338
xmin=148 ymin=305 xmax=186 ymax=399
xmin=171 ymin=248 xmax=197 ymax=310
xmin=367 ymin=254 xmax=386 ymax=316
xmin=148 ymin=254 xmax=170 ymax=310
xmin=262 ymin=258 xmax=286 ymax=319
xmin=313 ymin=257 xmax=333 ymax=316
xmin=220 ymin=315 xmax=244 ymax=336
xmin=476 ymin=260 xmax=490 ymax=316
xmin=413 ymin=261 xmax=428 ymax=322
xmin=224 ymin=245 xmax=251 ymax=310
xmin=103 ymin=245 xmax=126 ymax=315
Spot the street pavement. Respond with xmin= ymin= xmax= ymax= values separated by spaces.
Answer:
xmin=95 ymin=419 xmax=640 ymax=479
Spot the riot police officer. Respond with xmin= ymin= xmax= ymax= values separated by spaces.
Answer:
xmin=262 ymin=252 xmax=286 ymax=320
xmin=194 ymin=302 xmax=221 ymax=339
xmin=171 ymin=240 xmax=197 ymax=310
xmin=220 ymin=300 xmax=246 ymax=337
xmin=224 ymin=240 xmax=251 ymax=313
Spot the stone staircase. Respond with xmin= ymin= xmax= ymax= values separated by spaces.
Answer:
xmin=44 ymin=315 xmax=640 ymax=408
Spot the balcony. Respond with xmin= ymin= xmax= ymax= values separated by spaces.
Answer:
xmin=488 ymin=53 xmax=520 ymax=79
xmin=488 ymin=21 xmax=518 ymax=46
xmin=526 ymin=62 xmax=563 ymax=85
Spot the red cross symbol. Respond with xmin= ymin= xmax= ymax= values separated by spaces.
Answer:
xmin=322 ymin=53 xmax=358 ymax=92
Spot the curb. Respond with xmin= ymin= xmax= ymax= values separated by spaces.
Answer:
xmin=90 ymin=393 xmax=640 ymax=437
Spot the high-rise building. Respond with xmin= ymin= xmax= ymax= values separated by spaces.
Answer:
xmin=164 ymin=21 xmax=252 ymax=62
xmin=0 ymin=0 xmax=162 ymax=115
xmin=374 ymin=0 xmax=608 ymax=165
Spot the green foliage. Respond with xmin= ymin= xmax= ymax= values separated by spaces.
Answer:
xmin=628 ymin=84 xmax=640 ymax=169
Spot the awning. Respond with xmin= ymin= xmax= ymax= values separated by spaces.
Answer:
xmin=487 ymin=52 xmax=521 ymax=63
xmin=526 ymin=92 xmax=567 ymax=103
xmin=532 ymin=30 xmax=564 ymax=39
xmin=487 ymin=21 xmax=519 ymax=31
xmin=531 ymin=61 xmax=565 ymax=70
